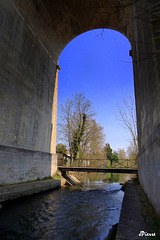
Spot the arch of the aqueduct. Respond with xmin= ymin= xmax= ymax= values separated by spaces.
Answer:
xmin=0 ymin=0 xmax=160 ymax=215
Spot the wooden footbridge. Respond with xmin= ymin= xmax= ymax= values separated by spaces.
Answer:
xmin=58 ymin=159 xmax=138 ymax=175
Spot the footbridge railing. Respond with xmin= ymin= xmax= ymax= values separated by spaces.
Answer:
xmin=58 ymin=158 xmax=138 ymax=170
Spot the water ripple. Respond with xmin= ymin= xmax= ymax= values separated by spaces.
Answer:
xmin=0 ymin=179 xmax=124 ymax=240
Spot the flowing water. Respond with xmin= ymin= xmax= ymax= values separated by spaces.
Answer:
xmin=0 ymin=173 xmax=133 ymax=240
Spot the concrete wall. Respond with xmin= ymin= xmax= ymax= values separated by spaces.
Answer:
xmin=0 ymin=145 xmax=57 ymax=185
xmin=0 ymin=0 xmax=58 ymax=183
xmin=132 ymin=1 xmax=160 ymax=216
xmin=0 ymin=1 xmax=56 ymax=152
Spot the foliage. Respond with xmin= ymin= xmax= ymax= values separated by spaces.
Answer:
xmin=56 ymin=143 xmax=67 ymax=155
xmin=103 ymin=143 xmax=113 ymax=160
xmin=72 ymin=113 xmax=86 ymax=160
xmin=112 ymin=151 xmax=118 ymax=163
xmin=103 ymin=143 xmax=119 ymax=166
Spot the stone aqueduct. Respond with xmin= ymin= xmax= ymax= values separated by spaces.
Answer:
xmin=0 ymin=0 xmax=160 ymax=215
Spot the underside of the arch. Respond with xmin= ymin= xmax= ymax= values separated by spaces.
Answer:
xmin=0 ymin=0 xmax=160 ymax=215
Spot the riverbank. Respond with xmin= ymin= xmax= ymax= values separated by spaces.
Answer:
xmin=116 ymin=180 xmax=160 ymax=240
xmin=0 ymin=178 xmax=66 ymax=206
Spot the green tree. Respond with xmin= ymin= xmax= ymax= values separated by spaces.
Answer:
xmin=103 ymin=143 xmax=119 ymax=166
xmin=56 ymin=143 xmax=67 ymax=155
xmin=112 ymin=151 xmax=118 ymax=163
xmin=72 ymin=113 xmax=86 ymax=160
xmin=104 ymin=143 xmax=112 ymax=159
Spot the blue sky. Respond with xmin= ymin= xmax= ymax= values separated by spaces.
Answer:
xmin=57 ymin=29 xmax=134 ymax=152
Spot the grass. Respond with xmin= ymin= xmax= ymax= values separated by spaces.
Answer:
xmin=134 ymin=180 xmax=160 ymax=239
xmin=52 ymin=171 xmax=62 ymax=179
xmin=39 ymin=170 xmax=62 ymax=180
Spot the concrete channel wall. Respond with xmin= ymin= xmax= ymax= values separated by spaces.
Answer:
xmin=0 ymin=179 xmax=66 ymax=203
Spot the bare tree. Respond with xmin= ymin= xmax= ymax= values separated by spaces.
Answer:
xmin=79 ymin=119 xmax=105 ymax=159
xmin=127 ymin=141 xmax=137 ymax=160
xmin=117 ymin=94 xmax=138 ymax=158
xmin=57 ymin=93 xmax=104 ymax=159
xmin=117 ymin=148 xmax=127 ymax=160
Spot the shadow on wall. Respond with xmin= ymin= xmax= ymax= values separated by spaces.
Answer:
xmin=0 ymin=145 xmax=57 ymax=185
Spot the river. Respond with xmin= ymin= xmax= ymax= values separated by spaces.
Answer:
xmin=0 ymin=173 xmax=134 ymax=240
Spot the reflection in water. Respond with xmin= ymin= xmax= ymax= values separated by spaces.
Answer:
xmin=71 ymin=172 xmax=134 ymax=184
xmin=0 ymin=173 xmax=132 ymax=240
